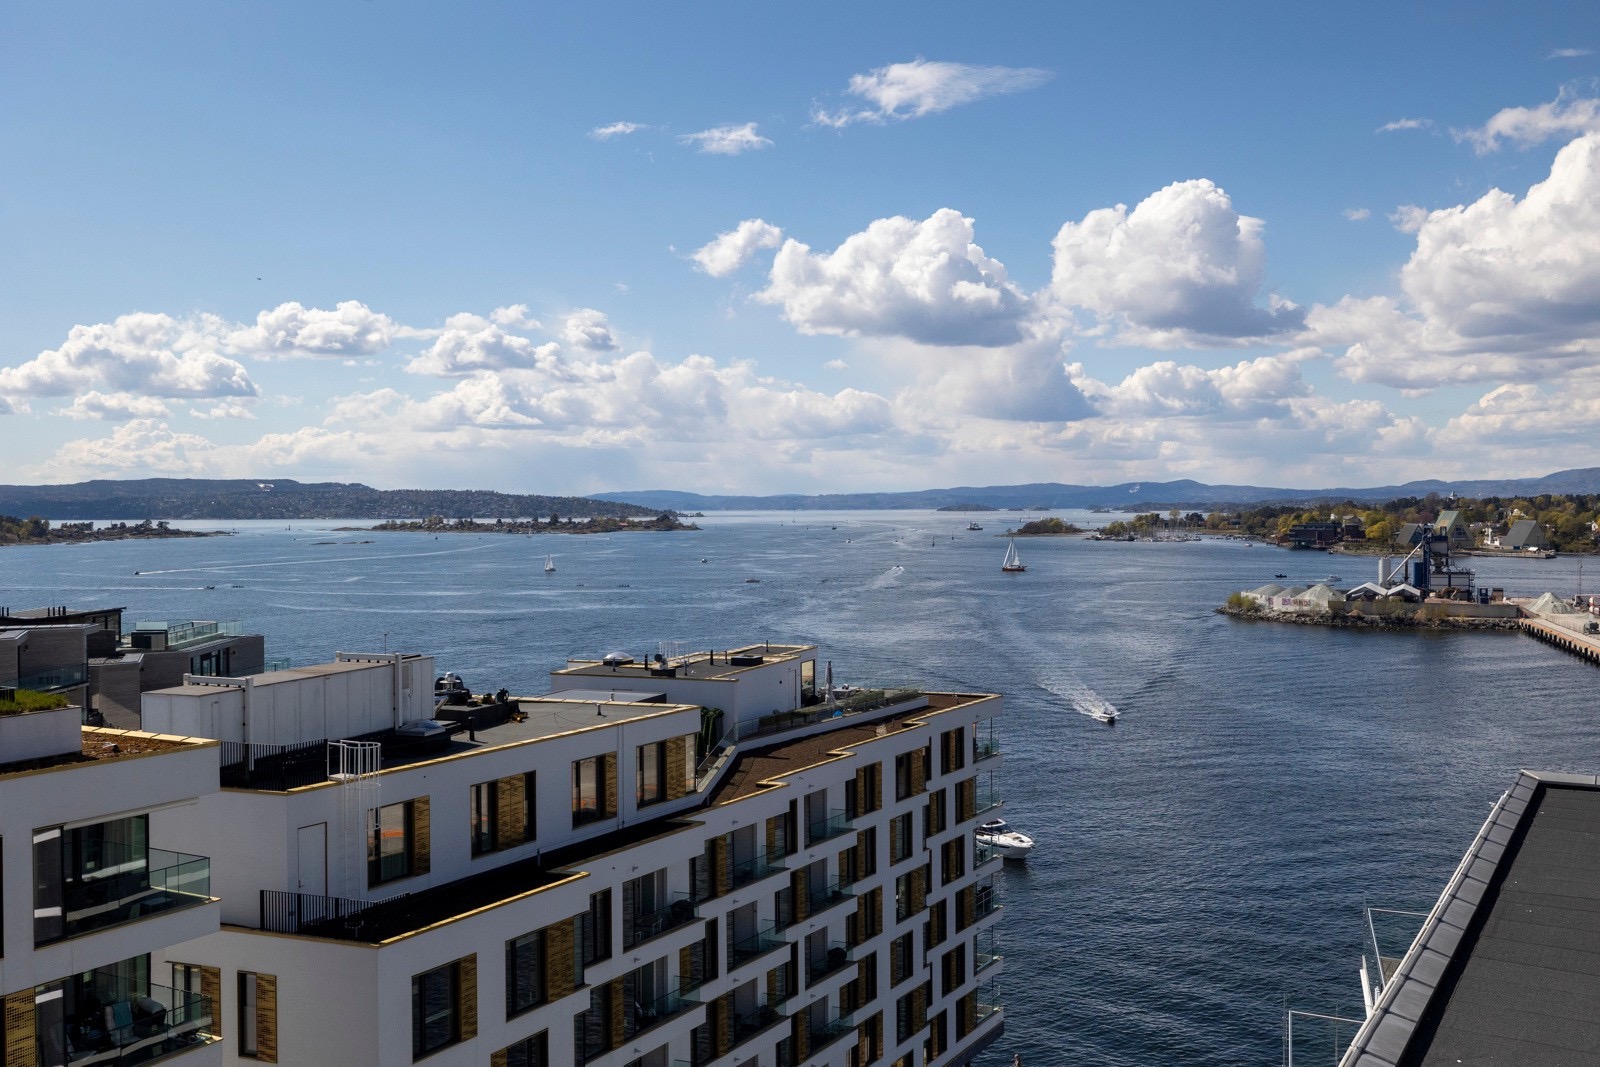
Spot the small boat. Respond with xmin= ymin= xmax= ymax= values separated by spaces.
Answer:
xmin=976 ymin=818 xmax=1034 ymax=861
xmin=1273 ymin=573 xmax=1287 ymax=579
xmin=544 ymin=554 xmax=555 ymax=573
xmin=1001 ymin=540 xmax=1026 ymax=573
xmin=966 ymin=521 xmax=983 ymax=531
xmin=1323 ymin=575 xmax=1341 ymax=584
xmin=1088 ymin=705 xmax=1118 ymax=724
xmin=745 ymin=578 xmax=761 ymax=584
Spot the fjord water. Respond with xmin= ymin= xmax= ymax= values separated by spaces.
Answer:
xmin=9 ymin=513 xmax=1599 ymax=1066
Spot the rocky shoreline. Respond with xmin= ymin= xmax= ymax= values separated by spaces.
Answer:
xmin=1216 ymin=605 xmax=1523 ymax=630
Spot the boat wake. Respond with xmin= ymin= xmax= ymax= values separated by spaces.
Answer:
xmin=867 ymin=565 xmax=906 ymax=589
xmin=1035 ymin=676 xmax=1122 ymax=721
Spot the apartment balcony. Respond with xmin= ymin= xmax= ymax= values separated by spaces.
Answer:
xmin=807 ymin=1010 xmax=857 ymax=1056
xmin=973 ymin=841 xmax=1003 ymax=870
xmin=627 ymin=893 xmax=699 ymax=949
xmin=730 ymin=1002 xmax=786 ymax=1051
xmin=975 ymin=949 xmax=1003 ymax=977
xmin=730 ymin=851 xmax=787 ymax=890
xmin=8 ymin=663 xmax=88 ymax=693
xmin=625 ymin=982 xmax=702 ymax=1041
xmin=973 ymin=737 xmax=1000 ymax=763
xmin=125 ymin=620 xmax=245 ymax=652
xmin=728 ymin=922 xmax=788 ymax=971
xmin=805 ymin=878 xmax=855 ymax=918
xmin=46 ymin=973 xmax=218 ymax=1066
xmin=805 ymin=810 xmax=853 ymax=847
xmin=805 ymin=942 xmax=854 ymax=986
xmin=974 ymin=789 xmax=1002 ymax=819
xmin=973 ymin=879 xmax=1002 ymax=925
xmin=36 ymin=849 xmax=213 ymax=947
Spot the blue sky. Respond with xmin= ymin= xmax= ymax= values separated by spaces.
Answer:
xmin=4 ymin=2 xmax=1600 ymax=494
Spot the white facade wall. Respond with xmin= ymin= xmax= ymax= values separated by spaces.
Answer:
xmin=553 ymin=649 xmax=818 ymax=729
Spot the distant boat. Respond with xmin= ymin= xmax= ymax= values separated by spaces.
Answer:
xmin=544 ymin=554 xmax=555 ymax=574
xmin=967 ymin=521 xmax=983 ymax=531
xmin=1002 ymin=540 xmax=1026 ymax=573
xmin=1323 ymin=575 xmax=1341 ymax=583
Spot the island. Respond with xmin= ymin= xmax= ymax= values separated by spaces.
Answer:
xmin=1008 ymin=517 xmax=1084 ymax=536
xmin=0 ymin=516 xmax=227 ymax=547
xmin=359 ymin=513 xmax=698 ymax=535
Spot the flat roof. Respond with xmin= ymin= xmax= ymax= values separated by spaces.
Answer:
xmin=0 ymin=727 xmax=213 ymax=779
xmin=388 ymin=698 xmax=697 ymax=766
xmin=556 ymin=643 xmax=815 ymax=683
xmin=149 ymin=657 xmax=395 ymax=696
xmin=540 ymin=688 xmax=667 ymax=704
xmin=1342 ymin=771 xmax=1600 ymax=1066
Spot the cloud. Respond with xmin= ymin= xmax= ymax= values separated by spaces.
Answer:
xmin=1549 ymin=48 xmax=1594 ymax=59
xmin=226 ymin=300 xmax=401 ymax=358
xmin=1457 ymin=87 xmax=1600 ymax=152
xmin=562 ymin=309 xmax=620 ymax=351
xmin=1311 ymin=132 xmax=1600 ymax=388
xmin=812 ymin=58 xmax=1051 ymax=127
xmin=590 ymin=121 xmax=647 ymax=140
xmin=1048 ymin=178 xmax=1304 ymax=345
xmin=824 ymin=359 xmax=849 ymax=371
xmin=406 ymin=313 xmax=555 ymax=376
xmin=1069 ymin=350 xmax=1315 ymax=419
xmin=490 ymin=304 xmax=541 ymax=330
xmin=1377 ymin=117 xmax=1434 ymax=133
xmin=693 ymin=219 xmax=785 ymax=276
xmin=61 ymin=391 xmax=170 ymax=421
xmin=38 ymin=419 xmax=217 ymax=478
xmin=1343 ymin=208 xmax=1371 ymax=221
xmin=756 ymin=208 xmax=1031 ymax=346
xmin=680 ymin=123 xmax=772 ymax=155
xmin=0 ymin=312 xmax=258 ymax=402
xmin=1389 ymin=205 xmax=1429 ymax=233
xmin=189 ymin=401 xmax=256 ymax=420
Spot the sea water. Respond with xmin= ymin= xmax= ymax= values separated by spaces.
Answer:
xmin=7 ymin=512 xmax=1598 ymax=1066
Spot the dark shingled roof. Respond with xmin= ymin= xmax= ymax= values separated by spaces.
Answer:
xmin=1340 ymin=771 xmax=1600 ymax=1067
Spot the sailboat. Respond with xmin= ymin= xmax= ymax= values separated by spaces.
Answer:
xmin=1001 ymin=540 xmax=1026 ymax=573
xmin=543 ymin=553 xmax=555 ymax=574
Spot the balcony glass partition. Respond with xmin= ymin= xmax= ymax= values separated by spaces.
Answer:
xmin=35 ymin=960 xmax=213 ymax=1065
xmin=33 ymin=816 xmax=211 ymax=946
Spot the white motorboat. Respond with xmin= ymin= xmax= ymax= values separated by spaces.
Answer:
xmin=976 ymin=818 xmax=1034 ymax=861
xmin=1088 ymin=705 xmax=1118 ymax=724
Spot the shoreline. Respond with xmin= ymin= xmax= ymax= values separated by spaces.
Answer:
xmin=1216 ymin=604 xmax=1523 ymax=630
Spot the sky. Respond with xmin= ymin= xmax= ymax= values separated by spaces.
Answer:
xmin=4 ymin=2 xmax=1600 ymax=496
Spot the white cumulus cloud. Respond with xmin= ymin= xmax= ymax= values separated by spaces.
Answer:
xmin=407 ymin=313 xmax=555 ymax=377
xmin=490 ymin=304 xmax=541 ymax=330
xmin=693 ymin=219 xmax=785 ymax=277
xmin=680 ymin=123 xmax=772 ymax=155
xmin=812 ymin=58 xmax=1051 ymax=127
xmin=562 ymin=309 xmax=620 ymax=351
xmin=590 ymin=121 xmax=647 ymax=140
xmin=1343 ymin=208 xmax=1372 ymax=221
xmin=0 ymin=312 xmax=258 ymax=403
xmin=61 ymin=391 xmax=170 ymax=421
xmin=1049 ymin=178 xmax=1304 ymax=345
xmin=1457 ymin=87 xmax=1600 ymax=152
xmin=38 ymin=419 xmax=217 ymax=478
xmin=227 ymin=300 xmax=402 ymax=358
xmin=1377 ymin=117 xmax=1434 ymax=133
xmin=757 ymin=208 xmax=1031 ymax=346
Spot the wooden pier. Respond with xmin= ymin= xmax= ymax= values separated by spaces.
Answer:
xmin=1522 ymin=616 xmax=1600 ymax=666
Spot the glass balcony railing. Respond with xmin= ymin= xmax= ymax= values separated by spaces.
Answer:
xmin=10 ymin=664 xmax=88 ymax=693
xmin=730 ymin=851 xmax=786 ymax=889
xmin=731 ymin=1002 xmax=785 ymax=1049
xmin=975 ymin=789 xmax=1002 ymax=817
xmin=975 ymin=949 xmax=1003 ymax=974
xmin=626 ymin=982 xmax=701 ymax=1038
xmin=729 ymin=922 xmax=787 ymax=970
xmin=974 ymin=880 xmax=1001 ymax=922
xmin=806 ymin=809 xmax=854 ymax=846
xmin=807 ymin=1011 xmax=856 ymax=1053
xmin=806 ymin=878 xmax=856 ymax=917
xmin=45 ymin=972 xmax=214 ymax=1065
xmin=973 ymin=738 xmax=1001 ymax=762
xmin=806 ymin=942 xmax=854 ymax=984
xmin=628 ymin=893 xmax=698 ymax=948
xmin=974 ymin=841 xmax=1001 ymax=868
xmin=38 ymin=848 xmax=212 ymax=945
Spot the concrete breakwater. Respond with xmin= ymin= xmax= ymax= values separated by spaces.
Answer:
xmin=1217 ymin=605 xmax=1522 ymax=630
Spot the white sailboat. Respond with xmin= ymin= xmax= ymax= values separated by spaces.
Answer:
xmin=1001 ymin=540 xmax=1026 ymax=573
xmin=543 ymin=553 xmax=555 ymax=574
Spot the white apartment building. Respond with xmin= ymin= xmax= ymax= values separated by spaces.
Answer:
xmin=0 ymin=701 xmax=223 ymax=1066
xmin=8 ymin=640 xmax=1009 ymax=1067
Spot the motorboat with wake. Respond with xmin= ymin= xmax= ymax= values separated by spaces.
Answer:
xmin=976 ymin=818 xmax=1035 ymax=860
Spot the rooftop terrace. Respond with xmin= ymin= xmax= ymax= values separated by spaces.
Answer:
xmin=556 ymin=642 xmax=814 ymax=683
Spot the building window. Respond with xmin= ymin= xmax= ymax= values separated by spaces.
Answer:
xmin=506 ymin=929 xmax=546 ymax=1018
xmin=889 ymin=813 xmax=913 ymax=864
xmin=572 ymin=756 xmax=610 ymax=826
xmin=33 ymin=815 xmax=155 ymax=945
xmin=636 ymin=741 xmax=666 ymax=807
xmin=925 ymin=789 xmax=947 ymax=839
xmin=470 ymin=781 xmax=497 ymax=856
xmin=500 ymin=1031 xmax=549 ymax=1067
xmin=581 ymin=889 xmax=613 ymax=965
xmin=412 ymin=962 xmax=460 ymax=1058
xmin=860 ymin=826 xmax=878 ymax=878
xmin=894 ymin=752 xmax=915 ymax=800
xmin=238 ymin=970 xmax=276 ymax=1059
xmin=369 ymin=801 xmax=414 ymax=886
xmin=890 ymin=932 xmax=913 ymax=985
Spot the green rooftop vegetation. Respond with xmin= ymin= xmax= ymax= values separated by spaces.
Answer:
xmin=0 ymin=689 xmax=71 ymax=715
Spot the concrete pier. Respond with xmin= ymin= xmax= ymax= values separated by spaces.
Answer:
xmin=1521 ymin=616 xmax=1600 ymax=666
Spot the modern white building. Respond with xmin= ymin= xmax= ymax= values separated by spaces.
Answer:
xmin=129 ymin=641 xmax=1008 ymax=1067
xmin=0 ymin=702 xmax=223 ymax=1066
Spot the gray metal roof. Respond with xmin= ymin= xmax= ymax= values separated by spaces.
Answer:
xmin=1340 ymin=771 xmax=1600 ymax=1067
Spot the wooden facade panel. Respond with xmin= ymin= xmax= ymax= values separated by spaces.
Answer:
xmin=602 ymin=753 xmax=618 ymax=817
xmin=4 ymin=991 xmax=37 ymax=1067
xmin=608 ymin=979 xmax=625 ymax=1049
xmin=491 ymin=1051 xmax=509 ymax=1067
xmin=546 ymin=916 xmax=578 ymax=1000
xmin=665 ymin=736 xmax=689 ymax=800
xmin=200 ymin=966 xmax=222 ymax=1038
xmin=497 ymin=776 xmax=526 ymax=848
xmin=458 ymin=954 xmax=478 ymax=1041
xmin=255 ymin=973 xmax=279 ymax=1063
xmin=410 ymin=795 xmax=431 ymax=875
xmin=791 ymin=869 xmax=810 ymax=922
xmin=711 ymin=835 xmax=731 ymax=896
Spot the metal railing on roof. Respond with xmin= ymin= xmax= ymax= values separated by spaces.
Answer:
xmin=740 ymin=689 xmax=924 ymax=742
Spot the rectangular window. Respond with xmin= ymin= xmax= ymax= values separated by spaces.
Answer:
xmin=940 ymin=838 xmax=964 ymax=885
xmin=889 ymin=813 xmax=913 ymax=864
xmin=941 ymin=944 xmax=966 ymax=997
xmin=940 ymin=729 xmax=965 ymax=775
xmin=506 ymin=930 xmax=546 ymax=1017
xmin=470 ymin=781 xmax=496 ymax=856
xmin=636 ymin=741 xmax=666 ymax=807
xmin=33 ymin=815 xmax=153 ymax=945
xmin=572 ymin=756 xmax=603 ymax=825
xmin=581 ymin=889 xmax=612 ymax=965
xmin=894 ymin=752 xmax=914 ymax=800
xmin=239 ymin=972 xmax=259 ymax=1057
xmin=860 ymin=826 xmax=878 ymax=878
xmin=412 ymin=962 xmax=460 ymax=1058
xmin=862 ymin=763 xmax=882 ymax=814
xmin=238 ymin=970 xmax=275 ymax=1059
xmin=368 ymin=801 xmax=413 ymax=886
xmin=890 ymin=932 xmax=913 ymax=985
xmin=925 ymin=789 xmax=947 ymax=839
xmin=501 ymin=1031 xmax=549 ymax=1067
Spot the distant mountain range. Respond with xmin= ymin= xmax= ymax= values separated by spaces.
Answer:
xmin=595 ymin=468 xmax=1600 ymax=511
xmin=0 ymin=479 xmax=657 ymax=521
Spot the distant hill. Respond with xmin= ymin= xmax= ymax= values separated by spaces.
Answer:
xmin=0 ymin=479 xmax=657 ymax=521
xmin=595 ymin=468 xmax=1600 ymax=511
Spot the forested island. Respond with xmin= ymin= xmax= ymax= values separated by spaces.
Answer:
xmin=0 ymin=516 xmax=225 ymax=546
xmin=362 ymin=513 xmax=698 ymax=535
xmin=1009 ymin=518 xmax=1084 ymax=536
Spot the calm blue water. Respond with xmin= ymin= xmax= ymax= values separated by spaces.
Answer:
xmin=6 ymin=514 xmax=1598 ymax=1066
